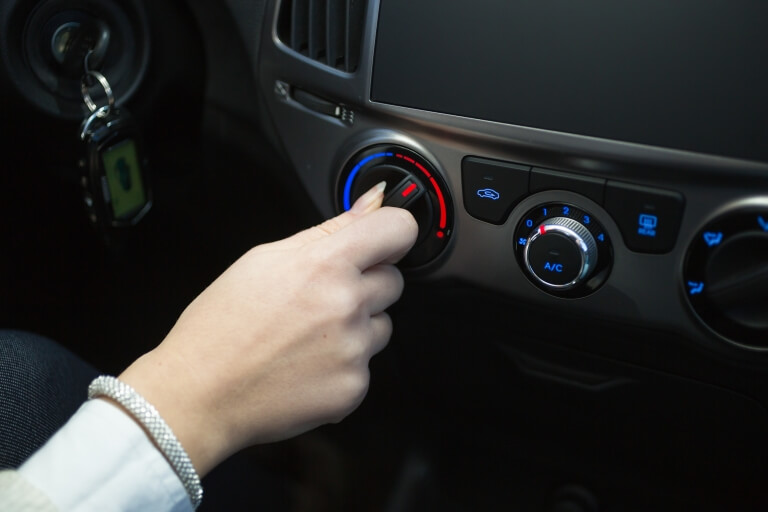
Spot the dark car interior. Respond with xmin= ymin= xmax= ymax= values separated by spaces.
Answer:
xmin=2 ymin=0 xmax=768 ymax=510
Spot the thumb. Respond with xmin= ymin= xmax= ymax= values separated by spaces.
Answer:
xmin=286 ymin=182 xmax=387 ymax=246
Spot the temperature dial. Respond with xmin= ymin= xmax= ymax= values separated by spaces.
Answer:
xmin=337 ymin=145 xmax=454 ymax=268
xmin=515 ymin=203 xmax=612 ymax=297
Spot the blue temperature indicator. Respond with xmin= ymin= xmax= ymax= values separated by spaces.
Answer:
xmin=758 ymin=216 xmax=768 ymax=232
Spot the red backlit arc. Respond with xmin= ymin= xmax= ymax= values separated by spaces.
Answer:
xmin=393 ymin=152 xmax=448 ymax=230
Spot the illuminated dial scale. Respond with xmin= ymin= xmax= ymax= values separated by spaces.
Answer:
xmin=515 ymin=203 xmax=613 ymax=297
xmin=338 ymin=145 xmax=454 ymax=268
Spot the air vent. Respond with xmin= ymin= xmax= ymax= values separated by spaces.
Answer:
xmin=277 ymin=0 xmax=367 ymax=72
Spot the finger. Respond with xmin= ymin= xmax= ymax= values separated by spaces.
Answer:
xmin=284 ymin=182 xmax=386 ymax=247
xmin=323 ymin=207 xmax=419 ymax=271
xmin=361 ymin=264 xmax=405 ymax=315
xmin=367 ymin=312 xmax=393 ymax=358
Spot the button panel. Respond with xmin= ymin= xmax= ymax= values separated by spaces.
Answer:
xmin=463 ymin=155 xmax=686 ymax=255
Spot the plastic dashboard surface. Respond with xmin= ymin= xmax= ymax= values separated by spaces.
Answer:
xmin=257 ymin=0 xmax=768 ymax=357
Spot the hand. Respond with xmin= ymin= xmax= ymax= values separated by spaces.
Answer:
xmin=116 ymin=183 xmax=418 ymax=476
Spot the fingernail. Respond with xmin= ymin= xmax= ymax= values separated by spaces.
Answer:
xmin=350 ymin=181 xmax=387 ymax=215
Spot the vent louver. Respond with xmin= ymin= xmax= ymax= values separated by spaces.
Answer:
xmin=277 ymin=0 xmax=367 ymax=72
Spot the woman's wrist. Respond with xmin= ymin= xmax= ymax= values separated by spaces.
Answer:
xmin=117 ymin=348 xmax=232 ymax=478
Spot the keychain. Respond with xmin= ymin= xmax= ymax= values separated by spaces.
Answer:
xmin=79 ymin=52 xmax=151 ymax=229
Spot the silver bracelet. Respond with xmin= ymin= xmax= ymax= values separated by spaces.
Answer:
xmin=87 ymin=375 xmax=203 ymax=509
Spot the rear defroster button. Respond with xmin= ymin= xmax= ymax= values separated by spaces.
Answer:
xmin=604 ymin=181 xmax=685 ymax=254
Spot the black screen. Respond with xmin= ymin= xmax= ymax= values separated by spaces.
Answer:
xmin=372 ymin=0 xmax=768 ymax=163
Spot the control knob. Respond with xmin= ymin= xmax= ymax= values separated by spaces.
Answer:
xmin=684 ymin=207 xmax=768 ymax=348
xmin=338 ymin=145 xmax=454 ymax=268
xmin=524 ymin=217 xmax=598 ymax=290
xmin=515 ymin=203 xmax=612 ymax=297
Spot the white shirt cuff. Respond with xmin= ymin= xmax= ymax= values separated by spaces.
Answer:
xmin=19 ymin=399 xmax=193 ymax=512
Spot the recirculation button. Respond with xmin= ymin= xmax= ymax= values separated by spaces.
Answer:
xmin=462 ymin=157 xmax=530 ymax=224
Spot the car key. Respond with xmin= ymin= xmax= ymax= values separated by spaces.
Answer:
xmin=78 ymin=55 xmax=151 ymax=230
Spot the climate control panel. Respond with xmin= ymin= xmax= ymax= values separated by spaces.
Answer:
xmin=330 ymin=138 xmax=768 ymax=351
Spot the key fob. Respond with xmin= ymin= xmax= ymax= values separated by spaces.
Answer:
xmin=80 ymin=108 xmax=152 ymax=228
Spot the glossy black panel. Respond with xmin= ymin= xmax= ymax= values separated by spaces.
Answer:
xmin=373 ymin=0 xmax=768 ymax=162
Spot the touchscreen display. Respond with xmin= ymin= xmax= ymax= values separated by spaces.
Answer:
xmin=372 ymin=0 xmax=768 ymax=163
xmin=101 ymin=139 xmax=147 ymax=219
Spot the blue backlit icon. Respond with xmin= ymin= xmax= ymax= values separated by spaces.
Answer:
xmin=518 ymin=237 xmax=527 ymax=246
xmin=477 ymin=188 xmax=500 ymax=200
xmin=638 ymin=214 xmax=658 ymax=237
xmin=758 ymin=216 xmax=768 ymax=232
xmin=687 ymin=281 xmax=705 ymax=296
xmin=526 ymin=219 xmax=534 ymax=228
xmin=597 ymin=233 xmax=605 ymax=242
xmin=703 ymin=232 xmax=723 ymax=247
xmin=544 ymin=262 xmax=564 ymax=273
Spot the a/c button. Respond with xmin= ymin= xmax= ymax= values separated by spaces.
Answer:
xmin=462 ymin=156 xmax=530 ymax=224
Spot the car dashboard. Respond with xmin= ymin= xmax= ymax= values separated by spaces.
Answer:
xmin=2 ymin=0 xmax=768 ymax=510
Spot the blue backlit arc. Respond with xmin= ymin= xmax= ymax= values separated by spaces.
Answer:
xmin=343 ymin=153 xmax=393 ymax=210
